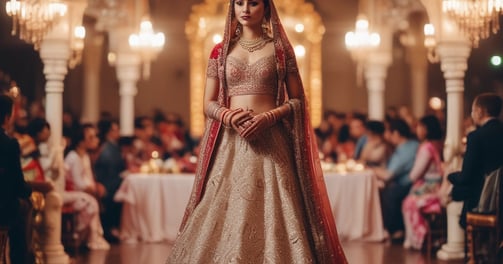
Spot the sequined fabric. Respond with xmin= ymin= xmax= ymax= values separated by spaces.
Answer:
xmin=167 ymin=124 xmax=315 ymax=264
xmin=226 ymin=55 xmax=278 ymax=97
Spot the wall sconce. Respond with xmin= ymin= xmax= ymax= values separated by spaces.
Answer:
xmin=69 ymin=25 xmax=86 ymax=69
xmin=424 ymin=23 xmax=439 ymax=63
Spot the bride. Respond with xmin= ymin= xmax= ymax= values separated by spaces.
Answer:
xmin=167 ymin=0 xmax=347 ymax=263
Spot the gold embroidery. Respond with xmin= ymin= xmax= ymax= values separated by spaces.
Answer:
xmin=226 ymin=55 xmax=278 ymax=97
xmin=207 ymin=58 xmax=219 ymax=78
xmin=167 ymin=126 xmax=314 ymax=263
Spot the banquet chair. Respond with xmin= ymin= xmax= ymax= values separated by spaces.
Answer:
xmin=61 ymin=205 xmax=83 ymax=255
xmin=423 ymin=207 xmax=447 ymax=260
xmin=466 ymin=167 xmax=502 ymax=264
xmin=0 ymin=226 xmax=8 ymax=264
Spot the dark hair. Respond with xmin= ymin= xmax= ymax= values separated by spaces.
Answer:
xmin=69 ymin=123 xmax=95 ymax=151
xmin=134 ymin=116 xmax=151 ymax=129
xmin=474 ymin=93 xmax=502 ymax=117
xmin=389 ymin=119 xmax=412 ymax=139
xmin=0 ymin=94 xmax=13 ymax=124
xmin=27 ymin=118 xmax=50 ymax=142
xmin=97 ymin=119 xmax=118 ymax=143
xmin=118 ymin=136 xmax=135 ymax=148
xmin=365 ymin=120 xmax=385 ymax=135
xmin=337 ymin=124 xmax=351 ymax=143
xmin=352 ymin=112 xmax=367 ymax=124
xmin=419 ymin=115 xmax=443 ymax=140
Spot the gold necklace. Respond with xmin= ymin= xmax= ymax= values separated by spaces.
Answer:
xmin=238 ymin=36 xmax=269 ymax=52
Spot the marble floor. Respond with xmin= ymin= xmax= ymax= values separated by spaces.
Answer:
xmin=72 ymin=241 xmax=466 ymax=264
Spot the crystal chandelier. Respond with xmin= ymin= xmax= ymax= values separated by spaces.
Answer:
xmin=5 ymin=0 xmax=68 ymax=49
xmin=345 ymin=15 xmax=380 ymax=86
xmin=129 ymin=18 xmax=165 ymax=79
xmin=345 ymin=15 xmax=381 ymax=62
xmin=443 ymin=0 xmax=503 ymax=47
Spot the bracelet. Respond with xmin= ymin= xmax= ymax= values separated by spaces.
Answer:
xmin=226 ymin=110 xmax=239 ymax=127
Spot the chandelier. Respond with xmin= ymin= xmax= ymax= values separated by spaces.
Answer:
xmin=443 ymin=0 xmax=503 ymax=47
xmin=345 ymin=15 xmax=380 ymax=86
xmin=129 ymin=18 xmax=165 ymax=79
xmin=5 ymin=0 xmax=68 ymax=49
xmin=345 ymin=15 xmax=381 ymax=62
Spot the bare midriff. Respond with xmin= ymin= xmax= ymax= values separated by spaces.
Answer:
xmin=229 ymin=94 xmax=277 ymax=114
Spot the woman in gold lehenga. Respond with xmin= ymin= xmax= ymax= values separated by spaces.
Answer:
xmin=167 ymin=0 xmax=347 ymax=263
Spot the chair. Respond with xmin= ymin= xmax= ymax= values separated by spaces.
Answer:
xmin=0 ymin=226 xmax=8 ymax=264
xmin=61 ymin=205 xmax=83 ymax=255
xmin=466 ymin=167 xmax=502 ymax=264
xmin=423 ymin=207 xmax=447 ymax=260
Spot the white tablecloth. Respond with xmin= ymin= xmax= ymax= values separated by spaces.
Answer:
xmin=115 ymin=171 xmax=385 ymax=243
xmin=324 ymin=171 xmax=386 ymax=241
xmin=114 ymin=173 xmax=194 ymax=243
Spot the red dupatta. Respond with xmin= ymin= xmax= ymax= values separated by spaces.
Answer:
xmin=179 ymin=1 xmax=347 ymax=263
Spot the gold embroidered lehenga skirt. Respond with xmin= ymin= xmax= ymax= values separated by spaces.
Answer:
xmin=167 ymin=124 xmax=315 ymax=263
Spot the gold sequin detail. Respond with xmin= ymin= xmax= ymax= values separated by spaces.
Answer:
xmin=226 ymin=55 xmax=278 ymax=97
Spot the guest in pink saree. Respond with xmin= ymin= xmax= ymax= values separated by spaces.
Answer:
xmin=402 ymin=115 xmax=444 ymax=250
xmin=167 ymin=0 xmax=347 ymax=263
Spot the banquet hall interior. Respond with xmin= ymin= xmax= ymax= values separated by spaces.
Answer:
xmin=0 ymin=0 xmax=502 ymax=263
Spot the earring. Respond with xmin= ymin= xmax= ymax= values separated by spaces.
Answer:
xmin=235 ymin=24 xmax=242 ymax=38
xmin=262 ymin=18 xmax=270 ymax=36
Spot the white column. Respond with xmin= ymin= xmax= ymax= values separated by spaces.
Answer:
xmin=435 ymin=41 xmax=471 ymax=261
xmin=81 ymin=34 xmax=104 ymax=123
xmin=116 ymin=53 xmax=141 ymax=136
xmin=409 ymin=52 xmax=428 ymax=118
xmin=364 ymin=52 xmax=391 ymax=121
xmin=39 ymin=29 xmax=71 ymax=264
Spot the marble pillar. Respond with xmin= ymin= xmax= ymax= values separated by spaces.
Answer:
xmin=116 ymin=53 xmax=141 ymax=136
xmin=436 ymin=41 xmax=471 ymax=261
xmin=39 ymin=31 xmax=71 ymax=264
xmin=81 ymin=34 xmax=105 ymax=123
xmin=364 ymin=52 xmax=392 ymax=121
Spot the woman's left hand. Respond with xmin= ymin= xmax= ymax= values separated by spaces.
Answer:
xmin=239 ymin=113 xmax=273 ymax=140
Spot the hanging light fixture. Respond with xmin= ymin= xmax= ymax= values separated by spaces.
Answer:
xmin=129 ymin=18 xmax=165 ymax=79
xmin=345 ymin=15 xmax=381 ymax=62
xmin=5 ymin=0 xmax=68 ymax=49
xmin=442 ymin=0 xmax=503 ymax=47
xmin=345 ymin=15 xmax=381 ymax=86
xmin=423 ymin=23 xmax=440 ymax=63
xmin=68 ymin=25 xmax=86 ymax=68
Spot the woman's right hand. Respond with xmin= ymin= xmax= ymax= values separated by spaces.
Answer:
xmin=226 ymin=108 xmax=254 ymax=132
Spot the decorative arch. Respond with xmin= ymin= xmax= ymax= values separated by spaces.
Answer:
xmin=186 ymin=0 xmax=325 ymax=137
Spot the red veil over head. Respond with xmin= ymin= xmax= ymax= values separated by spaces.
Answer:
xmin=180 ymin=1 xmax=347 ymax=263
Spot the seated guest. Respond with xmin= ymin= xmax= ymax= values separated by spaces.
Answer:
xmin=374 ymin=119 xmax=419 ymax=239
xmin=402 ymin=115 xmax=444 ymax=250
xmin=359 ymin=120 xmax=389 ymax=168
xmin=95 ymin=119 xmax=125 ymax=241
xmin=27 ymin=118 xmax=63 ymax=186
xmin=64 ymin=124 xmax=109 ymax=250
xmin=13 ymin=119 xmax=45 ymax=182
xmin=133 ymin=116 xmax=163 ymax=162
xmin=350 ymin=113 xmax=367 ymax=159
xmin=0 ymin=94 xmax=34 ymax=264
xmin=335 ymin=125 xmax=355 ymax=162
xmin=448 ymin=93 xmax=503 ymax=228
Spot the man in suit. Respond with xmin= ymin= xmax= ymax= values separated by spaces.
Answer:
xmin=449 ymin=93 xmax=503 ymax=228
xmin=0 ymin=94 xmax=34 ymax=264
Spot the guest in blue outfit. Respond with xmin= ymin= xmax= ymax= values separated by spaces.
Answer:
xmin=95 ymin=119 xmax=125 ymax=242
xmin=351 ymin=113 xmax=367 ymax=160
xmin=373 ymin=118 xmax=419 ymax=239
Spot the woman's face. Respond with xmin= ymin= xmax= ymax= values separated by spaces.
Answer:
xmin=416 ymin=123 xmax=427 ymax=141
xmin=234 ymin=0 xmax=266 ymax=28
xmin=38 ymin=126 xmax=51 ymax=143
